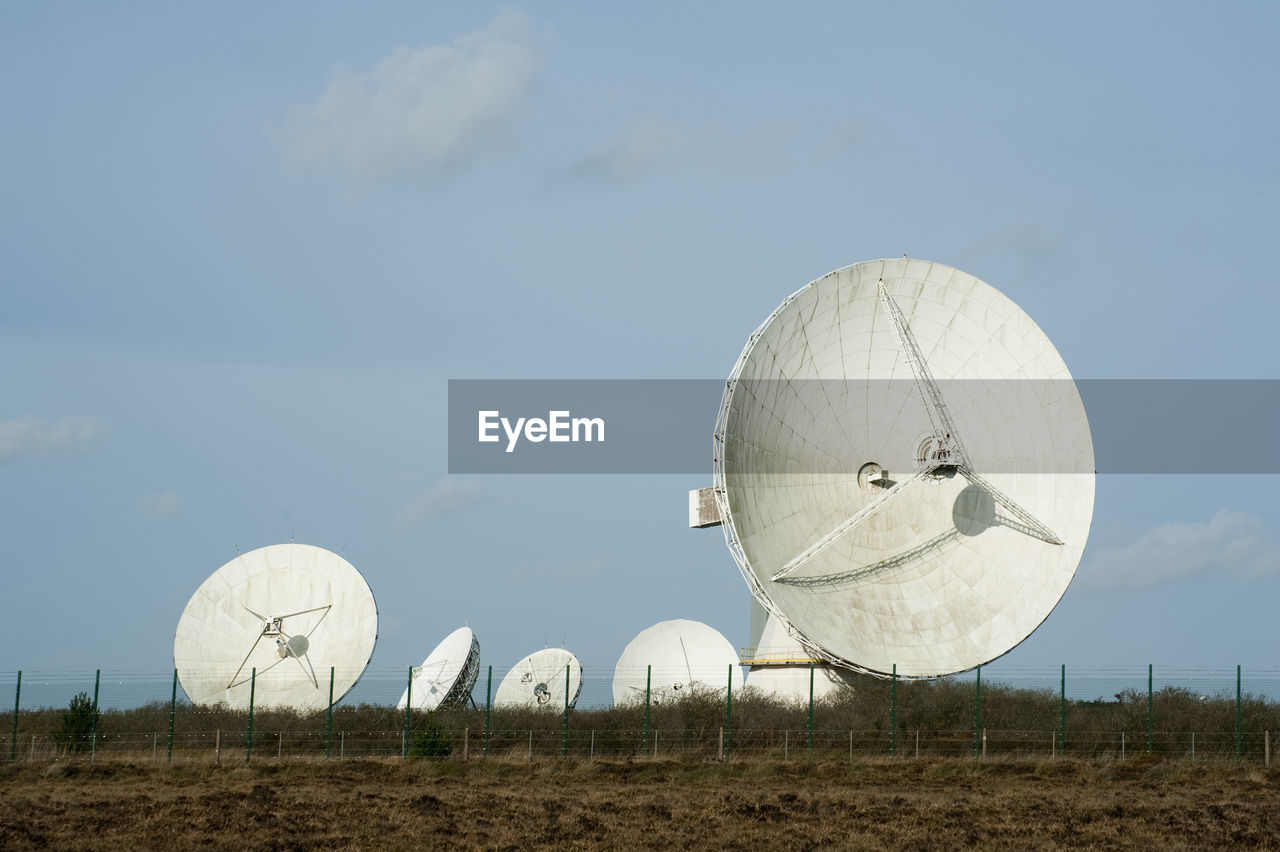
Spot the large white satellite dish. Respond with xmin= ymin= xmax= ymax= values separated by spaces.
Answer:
xmin=173 ymin=543 xmax=378 ymax=711
xmin=714 ymin=258 xmax=1094 ymax=677
xmin=494 ymin=649 xmax=583 ymax=709
xmin=612 ymin=619 xmax=743 ymax=705
xmin=397 ymin=626 xmax=481 ymax=711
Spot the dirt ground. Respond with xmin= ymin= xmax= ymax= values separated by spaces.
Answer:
xmin=1 ymin=757 xmax=1277 ymax=850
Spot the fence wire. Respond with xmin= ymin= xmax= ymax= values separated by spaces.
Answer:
xmin=2 ymin=664 xmax=1278 ymax=765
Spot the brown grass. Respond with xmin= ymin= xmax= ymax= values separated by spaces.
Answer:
xmin=2 ymin=757 xmax=1278 ymax=850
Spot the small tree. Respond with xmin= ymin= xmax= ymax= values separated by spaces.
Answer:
xmin=407 ymin=714 xmax=452 ymax=759
xmin=55 ymin=692 xmax=98 ymax=753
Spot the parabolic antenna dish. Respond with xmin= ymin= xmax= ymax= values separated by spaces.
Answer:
xmin=612 ymin=619 xmax=743 ymax=705
xmin=397 ymin=626 xmax=481 ymax=711
xmin=714 ymin=258 xmax=1094 ymax=678
xmin=173 ymin=543 xmax=378 ymax=711
xmin=494 ymin=649 xmax=583 ymax=709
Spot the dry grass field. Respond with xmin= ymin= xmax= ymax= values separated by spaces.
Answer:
xmin=2 ymin=756 xmax=1277 ymax=850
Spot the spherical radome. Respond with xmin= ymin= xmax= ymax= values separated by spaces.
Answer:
xmin=612 ymin=619 xmax=743 ymax=704
xmin=714 ymin=259 xmax=1095 ymax=677
xmin=173 ymin=543 xmax=378 ymax=711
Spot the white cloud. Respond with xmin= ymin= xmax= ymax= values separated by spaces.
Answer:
xmin=395 ymin=477 xmax=484 ymax=530
xmin=139 ymin=492 xmax=183 ymax=522
xmin=1081 ymin=510 xmax=1280 ymax=589
xmin=0 ymin=416 xmax=105 ymax=462
xmin=562 ymin=121 xmax=687 ymax=182
xmin=281 ymin=9 xmax=539 ymax=177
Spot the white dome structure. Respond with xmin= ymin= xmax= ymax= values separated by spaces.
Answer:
xmin=612 ymin=619 xmax=743 ymax=705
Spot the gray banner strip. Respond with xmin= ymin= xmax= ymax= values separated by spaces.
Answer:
xmin=447 ymin=380 xmax=1280 ymax=474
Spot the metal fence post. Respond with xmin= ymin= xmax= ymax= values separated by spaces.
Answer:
xmin=1059 ymin=664 xmax=1066 ymax=755
xmin=807 ymin=663 xmax=814 ymax=753
xmin=166 ymin=668 xmax=177 ymax=764
xmin=325 ymin=667 xmax=334 ymax=758
xmin=973 ymin=664 xmax=982 ymax=757
xmin=561 ymin=665 xmax=569 ymax=759
xmin=724 ymin=664 xmax=733 ymax=762
xmin=1152 ymin=660 xmax=1162 ymax=752
xmin=246 ymin=668 xmax=255 ymax=764
xmin=643 ymin=665 xmax=651 ymax=754
xmin=483 ymin=665 xmax=492 ymax=757
xmin=890 ymin=664 xmax=897 ymax=756
xmin=10 ymin=670 xmax=20 ymax=764
xmin=1236 ymin=664 xmax=1243 ymax=761
xmin=90 ymin=669 xmax=100 ymax=765
xmin=402 ymin=665 xmax=413 ymax=759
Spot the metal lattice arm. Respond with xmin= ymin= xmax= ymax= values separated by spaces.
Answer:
xmin=228 ymin=647 xmax=290 ymax=689
xmin=227 ymin=633 xmax=266 ymax=689
xmin=877 ymin=281 xmax=971 ymax=468
xmin=960 ymin=467 xmax=1063 ymax=545
xmin=772 ymin=458 xmax=940 ymax=581
xmin=879 ymin=281 xmax=1062 ymax=547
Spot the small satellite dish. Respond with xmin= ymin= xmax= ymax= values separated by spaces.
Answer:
xmin=714 ymin=258 xmax=1095 ymax=677
xmin=743 ymin=610 xmax=853 ymax=701
xmin=494 ymin=649 xmax=583 ymax=709
xmin=397 ymin=626 xmax=481 ymax=711
xmin=612 ymin=619 xmax=743 ymax=705
xmin=173 ymin=543 xmax=378 ymax=711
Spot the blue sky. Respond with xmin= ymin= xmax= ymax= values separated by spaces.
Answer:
xmin=2 ymin=3 xmax=1278 ymax=704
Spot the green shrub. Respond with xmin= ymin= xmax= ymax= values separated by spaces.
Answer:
xmin=54 ymin=692 xmax=98 ymax=753
xmin=408 ymin=715 xmax=452 ymax=759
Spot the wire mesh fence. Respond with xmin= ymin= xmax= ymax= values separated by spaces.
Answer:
xmin=4 ymin=726 xmax=1274 ymax=766
xmin=2 ymin=663 xmax=1278 ymax=766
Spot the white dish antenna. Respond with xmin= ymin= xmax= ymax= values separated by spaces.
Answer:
xmin=714 ymin=258 xmax=1095 ymax=677
xmin=494 ymin=649 xmax=583 ymax=709
xmin=397 ymin=626 xmax=481 ymax=711
xmin=173 ymin=543 xmax=378 ymax=711
xmin=612 ymin=619 xmax=743 ymax=705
